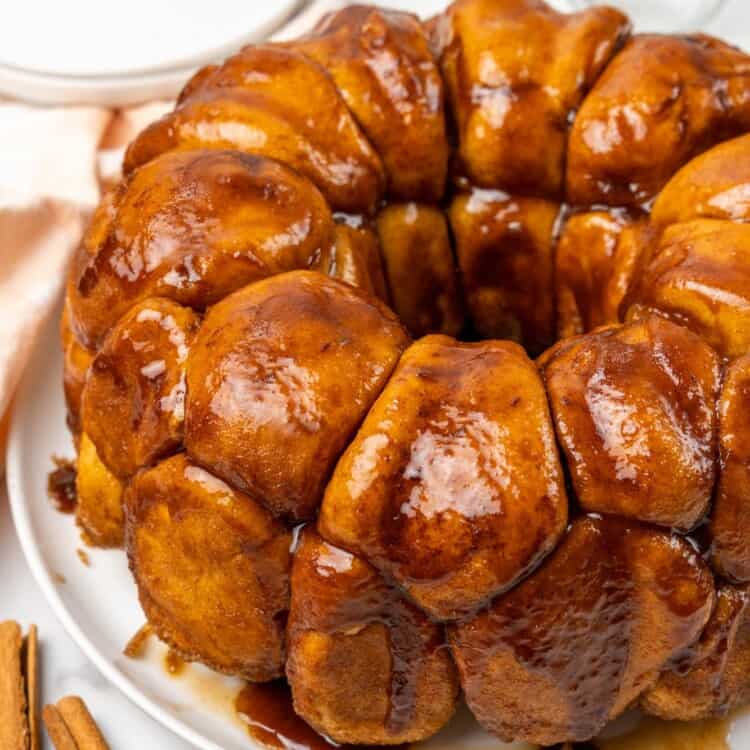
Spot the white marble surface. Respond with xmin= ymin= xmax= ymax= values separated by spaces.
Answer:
xmin=3 ymin=2 xmax=750 ymax=749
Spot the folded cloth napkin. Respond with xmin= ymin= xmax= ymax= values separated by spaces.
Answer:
xmin=0 ymin=101 xmax=170 ymax=472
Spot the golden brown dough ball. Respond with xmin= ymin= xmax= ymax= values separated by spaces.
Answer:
xmin=626 ymin=219 xmax=750 ymax=360
xmin=185 ymin=271 xmax=409 ymax=522
xmin=286 ymin=529 xmax=458 ymax=745
xmin=642 ymin=583 xmax=750 ymax=721
xmin=60 ymin=301 xmax=94 ymax=437
xmin=567 ymin=34 xmax=750 ymax=208
xmin=711 ymin=354 xmax=750 ymax=582
xmin=124 ymin=45 xmax=384 ymax=213
xmin=319 ymin=334 xmax=568 ymax=620
xmin=76 ymin=433 xmax=124 ymax=548
xmin=653 ymin=133 xmax=750 ymax=227
xmin=543 ymin=316 xmax=720 ymax=531
xmin=291 ymin=5 xmax=448 ymax=203
xmin=125 ymin=453 xmax=291 ymax=681
xmin=326 ymin=218 xmax=389 ymax=303
xmin=432 ymin=0 xmax=629 ymax=196
xmin=449 ymin=515 xmax=715 ymax=746
xmin=449 ymin=188 xmax=560 ymax=353
xmin=67 ymin=149 xmax=335 ymax=349
xmin=376 ymin=203 xmax=464 ymax=337
xmin=555 ymin=209 xmax=655 ymax=338
xmin=81 ymin=298 xmax=199 ymax=480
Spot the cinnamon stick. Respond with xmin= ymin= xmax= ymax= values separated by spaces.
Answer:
xmin=43 ymin=696 xmax=110 ymax=750
xmin=0 ymin=621 xmax=29 ymax=750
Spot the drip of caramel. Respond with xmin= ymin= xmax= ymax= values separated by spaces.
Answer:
xmin=235 ymin=681 xmax=404 ymax=750
xmin=164 ymin=649 xmax=185 ymax=677
xmin=47 ymin=458 xmax=77 ymax=514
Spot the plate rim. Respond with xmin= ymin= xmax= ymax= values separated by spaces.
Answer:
xmin=5 ymin=305 xmax=227 ymax=750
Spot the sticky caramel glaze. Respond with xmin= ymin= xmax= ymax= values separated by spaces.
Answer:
xmin=555 ymin=209 xmax=656 ymax=339
xmin=75 ymin=433 xmax=125 ymax=547
xmin=327 ymin=218 xmax=390 ymax=303
xmin=290 ymin=5 xmax=448 ymax=203
xmin=81 ymin=298 xmax=200 ymax=480
xmin=67 ymin=149 xmax=335 ymax=350
xmin=319 ymin=335 xmax=567 ymax=621
xmin=431 ymin=0 xmax=629 ymax=197
xmin=711 ymin=355 xmax=750 ymax=581
xmin=124 ymin=45 xmax=385 ymax=214
xmin=125 ymin=454 xmax=291 ymax=681
xmin=542 ymin=317 xmax=720 ymax=531
xmin=185 ymin=271 xmax=409 ymax=522
xmin=286 ymin=530 xmax=458 ymax=744
xmin=376 ymin=204 xmax=464 ymax=338
xmin=626 ymin=220 xmax=750 ymax=360
xmin=449 ymin=188 xmax=560 ymax=353
xmin=652 ymin=134 xmax=750 ymax=227
xmin=47 ymin=457 xmax=77 ymax=514
xmin=643 ymin=582 xmax=750 ymax=721
xmin=567 ymin=34 xmax=750 ymax=208
xmin=450 ymin=515 xmax=715 ymax=746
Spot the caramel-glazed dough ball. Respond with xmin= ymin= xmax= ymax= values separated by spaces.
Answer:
xmin=126 ymin=454 xmax=291 ymax=681
xmin=67 ymin=149 xmax=334 ymax=349
xmin=291 ymin=5 xmax=448 ymax=202
xmin=76 ymin=433 xmax=124 ymax=548
xmin=320 ymin=334 xmax=568 ymax=620
xmin=449 ymin=188 xmax=560 ymax=353
xmin=711 ymin=354 xmax=750 ymax=582
xmin=124 ymin=45 xmax=385 ymax=213
xmin=60 ymin=301 xmax=94 ymax=437
xmin=567 ymin=34 xmax=750 ymax=207
xmin=555 ymin=209 xmax=655 ymax=339
xmin=432 ymin=0 xmax=628 ymax=196
xmin=543 ymin=316 xmax=720 ymax=531
xmin=627 ymin=219 xmax=750 ymax=360
xmin=376 ymin=203 xmax=464 ymax=338
xmin=326 ymin=218 xmax=389 ymax=303
xmin=450 ymin=515 xmax=715 ymax=746
xmin=287 ymin=529 xmax=458 ymax=745
xmin=643 ymin=582 xmax=750 ymax=721
xmin=185 ymin=271 xmax=409 ymax=522
xmin=81 ymin=298 xmax=200 ymax=480
xmin=653 ymin=133 xmax=750 ymax=227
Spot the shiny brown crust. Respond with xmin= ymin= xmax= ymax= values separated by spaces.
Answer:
xmin=320 ymin=334 xmax=567 ymax=620
xmin=376 ymin=203 xmax=464 ymax=338
xmin=67 ymin=149 xmax=335 ymax=349
xmin=124 ymin=45 xmax=385 ymax=213
xmin=450 ymin=515 xmax=715 ymax=745
xmin=450 ymin=188 xmax=560 ymax=353
xmin=543 ymin=316 xmax=721 ymax=531
xmin=81 ymin=298 xmax=200 ymax=479
xmin=567 ymin=34 xmax=750 ymax=207
xmin=711 ymin=354 xmax=750 ymax=581
xmin=291 ymin=5 xmax=448 ymax=202
xmin=286 ymin=529 xmax=459 ymax=744
xmin=432 ymin=0 xmax=629 ymax=197
xmin=61 ymin=0 xmax=750 ymax=745
xmin=184 ymin=271 xmax=409 ymax=522
xmin=125 ymin=454 xmax=291 ymax=681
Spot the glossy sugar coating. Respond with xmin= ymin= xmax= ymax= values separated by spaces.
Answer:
xmin=62 ymin=0 xmax=750 ymax=745
xmin=543 ymin=316 xmax=721 ymax=531
xmin=184 ymin=271 xmax=409 ymax=522
xmin=450 ymin=515 xmax=714 ymax=745
xmin=286 ymin=529 xmax=459 ymax=744
xmin=320 ymin=334 xmax=567 ymax=620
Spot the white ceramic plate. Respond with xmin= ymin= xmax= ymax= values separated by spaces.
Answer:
xmin=6 ymin=306 xmax=528 ymax=750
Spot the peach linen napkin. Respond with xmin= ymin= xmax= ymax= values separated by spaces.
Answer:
xmin=0 ymin=101 xmax=171 ymax=471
